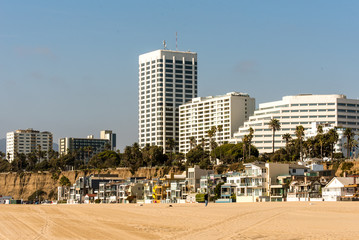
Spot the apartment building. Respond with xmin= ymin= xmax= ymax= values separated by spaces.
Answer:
xmin=100 ymin=130 xmax=116 ymax=151
xmin=59 ymin=130 xmax=115 ymax=162
xmin=232 ymin=94 xmax=359 ymax=153
xmin=6 ymin=128 xmax=53 ymax=162
xmin=179 ymin=92 xmax=255 ymax=154
xmin=138 ymin=49 xmax=197 ymax=152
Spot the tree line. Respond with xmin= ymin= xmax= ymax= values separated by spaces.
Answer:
xmin=0 ymin=120 xmax=355 ymax=174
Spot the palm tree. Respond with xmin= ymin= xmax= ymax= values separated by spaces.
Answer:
xmin=242 ymin=135 xmax=249 ymax=162
xmin=189 ymin=136 xmax=196 ymax=150
xmin=304 ymin=137 xmax=315 ymax=159
xmin=327 ymin=128 xmax=338 ymax=161
xmin=206 ymin=126 xmax=217 ymax=165
xmin=217 ymin=125 xmax=223 ymax=146
xmin=343 ymin=128 xmax=355 ymax=159
xmin=82 ymin=146 xmax=93 ymax=166
xmin=200 ymin=137 xmax=206 ymax=163
xmin=248 ymin=127 xmax=254 ymax=159
xmin=350 ymin=140 xmax=359 ymax=159
xmin=282 ymin=133 xmax=292 ymax=148
xmin=317 ymin=125 xmax=324 ymax=159
xmin=166 ymin=138 xmax=176 ymax=162
xmin=295 ymin=125 xmax=305 ymax=161
xmin=268 ymin=118 xmax=281 ymax=153
xmin=282 ymin=133 xmax=292 ymax=157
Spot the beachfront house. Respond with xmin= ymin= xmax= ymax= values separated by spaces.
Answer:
xmin=58 ymin=174 xmax=122 ymax=203
xmin=322 ymin=177 xmax=359 ymax=201
xmin=218 ymin=162 xmax=290 ymax=202
xmin=287 ymin=176 xmax=328 ymax=201
xmin=199 ymin=174 xmax=224 ymax=194
xmin=187 ymin=165 xmax=214 ymax=193
xmin=289 ymin=164 xmax=310 ymax=176
xmin=163 ymin=172 xmax=188 ymax=203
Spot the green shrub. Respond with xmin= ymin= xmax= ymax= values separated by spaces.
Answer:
xmin=341 ymin=162 xmax=354 ymax=172
xmin=195 ymin=193 xmax=205 ymax=203
xmin=126 ymin=195 xmax=136 ymax=203
xmin=230 ymin=193 xmax=236 ymax=202
xmin=28 ymin=190 xmax=47 ymax=202
xmin=94 ymin=199 xmax=101 ymax=204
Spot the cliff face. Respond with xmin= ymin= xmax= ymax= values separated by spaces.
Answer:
xmin=0 ymin=167 xmax=183 ymax=200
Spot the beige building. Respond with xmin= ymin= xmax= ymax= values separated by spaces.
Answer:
xmin=6 ymin=128 xmax=53 ymax=162
xmin=232 ymin=94 xmax=359 ymax=153
xmin=225 ymin=162 xmax=289 ymax=202
xmin=179 ymin=92 xmax=255 ymax=154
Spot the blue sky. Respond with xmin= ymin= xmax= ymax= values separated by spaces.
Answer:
xmin=1 ymin=1 xmax=359 ymax=151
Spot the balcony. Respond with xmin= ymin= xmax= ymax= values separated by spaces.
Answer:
xmin=239 ymin=182 xmax=263 ymax=187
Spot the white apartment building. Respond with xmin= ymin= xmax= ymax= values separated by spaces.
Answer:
xmin=179 ymin=92 xmax=255 ymax=154
xmin=232 ymin=94 xmax=359 ymax=153
xmin=139 ymin=49 xmax=197 ymax=152
xmin=6 ymin=128 xmax=53 ymax=162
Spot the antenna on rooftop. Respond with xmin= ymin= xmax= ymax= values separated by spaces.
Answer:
xmin=163 ymin=40 xmax=167 ymax=50
xmin=176 ymin=32 xmax=178 ymax=51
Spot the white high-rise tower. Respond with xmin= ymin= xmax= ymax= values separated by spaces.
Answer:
xmin=138 ymin=49 xmax=197 ymax=152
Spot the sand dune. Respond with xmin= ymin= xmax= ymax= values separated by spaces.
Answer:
xmin=0 ymin=202 xmax=358 ymax=239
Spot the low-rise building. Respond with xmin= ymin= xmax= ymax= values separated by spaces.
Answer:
xmin=220 ymin=162 xmax=290 ymax=202
xmin=287 ymin=176 xmax=329 ymax=201
xmin=289 ymin=164 xmax=310 ymax=176
xmin=163 ymin=172 xmax=187 ymax=203
xmin=322 ymin=177 xmax=359 ymax=201
xmin=187 ymin=165 xmax=213 ymax=192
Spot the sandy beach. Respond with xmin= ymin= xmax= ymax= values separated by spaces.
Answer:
xmin=0 ymin=202 xmax=358 ymax=240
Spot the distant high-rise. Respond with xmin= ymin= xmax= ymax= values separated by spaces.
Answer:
xmin=100 ymin=130 xmax=116 ymax=150
xmin=138 ymin=49 xmax=197 ymax=152
xmin=6 ymin=128 xmax=53 ymax=162
xmin=59 ymin=130 xmax=116 ymax=163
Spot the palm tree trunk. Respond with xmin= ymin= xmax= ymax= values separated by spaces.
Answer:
xmin=272 ymin=130 xmax=275 ymax=153
xmin=248 ymin=143 xmax=251 ymax=159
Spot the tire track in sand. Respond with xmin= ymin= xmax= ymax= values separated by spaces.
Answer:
xmin=174 ymin=206 xmax=284 ymax=240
